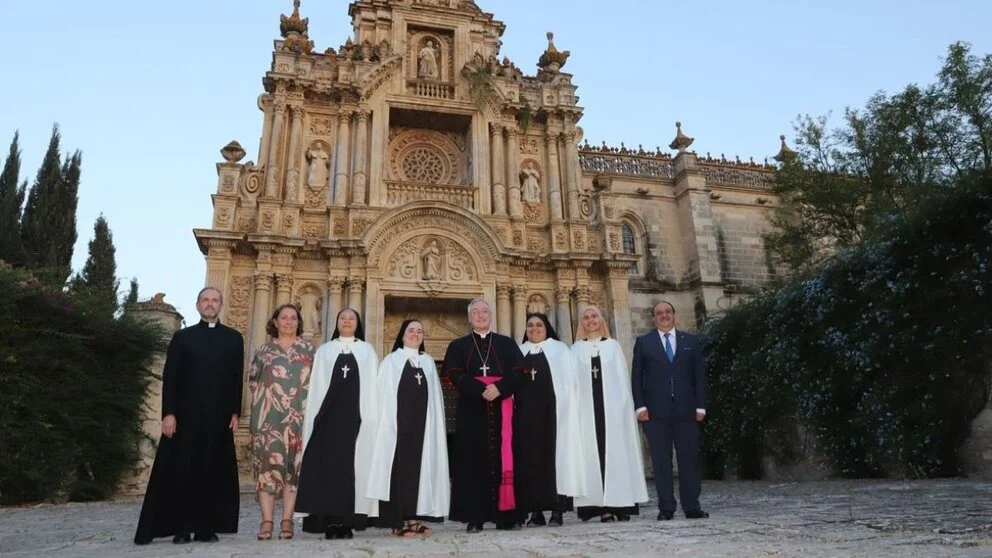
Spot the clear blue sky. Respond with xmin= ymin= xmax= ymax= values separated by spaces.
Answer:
xmin=1 ymin=0 xmax=989 ymax=322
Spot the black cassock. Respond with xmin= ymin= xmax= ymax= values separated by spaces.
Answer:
xmin=443 ymin=331 xmax=525 ymax=525
xmin=134 ymin=321 xmax=243 ymax=544
xmin=514 ymin=351 xmax=563 ymax=513
xmin=378 ymin=361 xmax=433 ymax=529
xmin=297 ymin=352 xmax=363 ymax=531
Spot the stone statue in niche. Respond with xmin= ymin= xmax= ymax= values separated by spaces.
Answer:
xmin=421 ymin=239 xmax=442 ymax=280
xmin=418 ymin=40 xmax=439 ymax=79
xmin=300 ymin=289 xmax=322 ymax=336
xmin=306 ymin=145 xmax=329 ymax=188
xmin=521 ymin=162 xmax=542 ymax=203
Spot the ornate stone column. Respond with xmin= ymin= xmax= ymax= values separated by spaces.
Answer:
xmin=346 ymin=276 xmax=365 ymax=314
xmin=563 ymin=130 xmax=581 ymax=219
xmin=333 ymin=112 xmax=351 ymax=206
xmin=496 ymin=283 xmax=512 ymax=335
xmin=555 ymin=287 xmax=573 ymax=344
xmin=248 ymin=271 xmax=273 ymax=418
xmin=285 ymin=106 xmax=304 ymax=202
xmin=265 ymin=104 xmax=286 ymax=198
xmin=546 ymin=132 xmax=564 ymax=220
xmin=511 ymin=286 xmax=527 ymax=342
xmin=575 ymin=286 xmax=593 ymax=322
xmin=606 ymin=263 xmax=635 ymax=364
xmin=324 ymin=277 xmax=345 ymax=342
xmin=352 ymin=110 xmax=370 ymax=205
xmin=490 ymin=123 xmax=507 ymax=215
xmin=505 ymin=128 xmax=523 ymax=218
xmin=274 ymin=274 xmax=294 ymax=307
xmin=203 ymin=241 xmax=233 ymax=319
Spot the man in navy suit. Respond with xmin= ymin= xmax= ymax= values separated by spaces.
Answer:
xmin=631 ymin=301 xmax=708 ymax=520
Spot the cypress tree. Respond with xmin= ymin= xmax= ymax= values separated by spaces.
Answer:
xmin=20 ymin=125 xmax=81 ymax=284
xmin=73 ymin=215 xmax=119 ymax=318
xmin=121 ymin=277 xmax=139 ymax=314
xmin=0 ymin=132 xmax=26 ymax=265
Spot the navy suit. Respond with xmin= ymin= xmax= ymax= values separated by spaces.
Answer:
xmin=631 ymin=329 xmax=706 ymax=514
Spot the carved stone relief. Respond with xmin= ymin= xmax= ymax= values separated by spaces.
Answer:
xmin=519 ymin=136 xmax=540 ymax=155
xmin=309 ymin=117 xmax=334 ymax=136
xmin=386 ymin=236 xmax=478 ymax=283
xmin=302 ymin=217 xmax=326 ymax=239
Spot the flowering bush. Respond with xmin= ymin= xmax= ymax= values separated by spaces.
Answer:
xmin=701 ymin=179 xmax=992 ymax=478
xmin=0 ymin=268 xmax=164 ymax=503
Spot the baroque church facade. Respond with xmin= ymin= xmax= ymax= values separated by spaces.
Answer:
xmin=194 ymin=0 xmax=787 ymax=445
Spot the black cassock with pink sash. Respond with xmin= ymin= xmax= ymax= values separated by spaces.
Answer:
xmin=442 ymin=331 xmax=525 ymax=525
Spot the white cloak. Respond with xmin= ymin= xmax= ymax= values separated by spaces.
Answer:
xmin=366 ymin=350 xmax=450 ymax=517
xmin=300 ymin=338 xmax=380 ymax=518
xmin=519 ymin=339 xmax=587 ymax=498
xmin=570 ymin=338 xmax=649 ymax=508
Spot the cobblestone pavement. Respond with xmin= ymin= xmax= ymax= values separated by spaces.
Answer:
xmin=1 ymin=480 xmax=990 ymax=557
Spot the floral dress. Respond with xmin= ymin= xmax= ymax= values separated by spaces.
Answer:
xmin=248 ymin=338 xmax=315 ymax=495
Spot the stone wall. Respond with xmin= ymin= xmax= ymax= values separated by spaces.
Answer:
xmin=713 ymin=206 xmax=778 ymax=288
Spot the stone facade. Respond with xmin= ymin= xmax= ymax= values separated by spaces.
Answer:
xmin=193 ymin=0 xmax=784 ymax=478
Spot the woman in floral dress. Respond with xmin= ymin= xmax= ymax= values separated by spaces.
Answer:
xmin=248 ymin=304 xmax=315 ymax=540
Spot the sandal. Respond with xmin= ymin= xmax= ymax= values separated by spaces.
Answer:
xmin=600 ymin=513 xmax=616 ymax=523
xmin=392 ymin=527 xmax=418 ymax=538
xmin=257 ymin=519 xmax=274 ymax=540
xmin=278 ymin=519 xmax=294 ymax=540
xmin=408 ymin=522 xmax=433 ymax=535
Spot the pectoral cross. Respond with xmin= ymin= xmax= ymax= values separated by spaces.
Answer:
xmin=591 ymin=366 xmax=599 ymax=380
xmin=527 ymin=368 xmax=537 ymax=381
xmin=341 ymin=365 xmax=350 ymax=379
xmin=414 ymin=372 xmax=423 ymax=386
xmin=479 ymin=363 xmax=490 ymax=376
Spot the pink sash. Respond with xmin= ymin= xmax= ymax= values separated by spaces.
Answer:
xmin=476 ymin=376 xmax=516 ymax=511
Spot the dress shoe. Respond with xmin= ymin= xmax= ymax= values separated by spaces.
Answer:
xmin=657 ymin=511 xmax=674 ymax=521
xmin=525 ymin=511 xmax=547 ymax=527
xmin=548 ymin=510 xmax=564 ymax=527
xmin=325 ymin=525 xmax=341 ymax=539
xmin=172 ymin=533 xmax=192 ymax=544
xmin=496 ymin=521 xmax=521 ymax=530
xmin=684 ymin=509 xmax=709 ymax=519
xmin=340 ymin=527 xmax=354 ymax=539
xmin=466 ymin=522 xmax=483 ymax=533
xmin=194 ymin=533 xmax=219 ymax=542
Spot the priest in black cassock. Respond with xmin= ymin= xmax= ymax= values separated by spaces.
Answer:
xmin=443 ymin=297 xmax=526 ymax=532
xmin=134 ymin=287 xmax=243 ymax=545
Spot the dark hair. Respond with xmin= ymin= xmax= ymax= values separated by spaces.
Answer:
xmin=521 ymin=312 xmax=560 ymax=343
xmin=331 ymin=308 xmax=365 ymax=341
xmin=196 ymin=286 xmax=223 ymax=304
xmin=653 ymin=300 xmax=676 ymax=315
xmin=266 ymin=304 xmax=304 ymax=338
xmin=391 ymin=319 xmax=426 ymax=353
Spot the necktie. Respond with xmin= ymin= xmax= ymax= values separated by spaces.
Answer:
xmin=665 ymin=333 xmax=675 ymax=399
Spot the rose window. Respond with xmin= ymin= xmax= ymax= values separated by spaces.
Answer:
xmin=402 ymin=145 xmax=446 ymax=183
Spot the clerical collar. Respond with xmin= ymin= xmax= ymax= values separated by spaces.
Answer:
xmin=200 ymin=320 xmax=218 ymax=328
xmin=473 ymin=330 xmax=491 ymax=339
xmin=402 ymin=347 xmax=419 ymax=358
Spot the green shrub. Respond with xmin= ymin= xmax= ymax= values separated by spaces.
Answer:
xmin=702 ymin=178 xmax=992 ymax=478
xmin=0 ymin=268 xmax=163 ymax=503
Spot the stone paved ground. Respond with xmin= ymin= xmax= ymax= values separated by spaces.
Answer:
xmin=1 ymin=480 xmax=990 ymax=557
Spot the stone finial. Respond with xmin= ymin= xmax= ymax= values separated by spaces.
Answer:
xmin=280 ymin=0 xmax=308 ymax=38
xmin=773 ymin=134 xmax=797 ymax=163
xmin=537 ymin=31 xmax=570 ymax=72
xmin=220 ymin=140 xmax=246 ymax=163
xmin=669 ymin=121 xmax=695 ymax=152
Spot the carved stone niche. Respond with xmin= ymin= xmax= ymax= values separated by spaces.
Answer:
xmin=527 ymin=293 xmax=550 ymax=315
xmin=294 ymin=282 xmax=324 ymax=339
